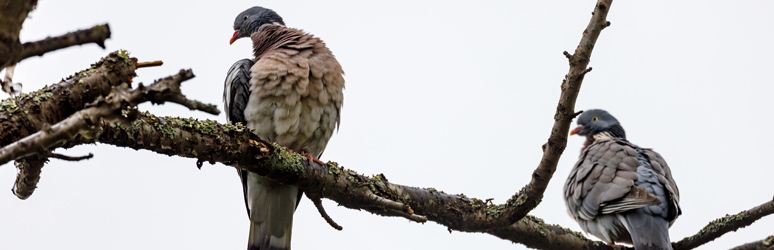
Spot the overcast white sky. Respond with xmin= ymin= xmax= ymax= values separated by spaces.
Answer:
xmin=1 ymin=0 xmax=773 ymax=249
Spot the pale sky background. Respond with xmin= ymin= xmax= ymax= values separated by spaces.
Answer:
xmin=1 ymin=0 xmax=773 ymax=249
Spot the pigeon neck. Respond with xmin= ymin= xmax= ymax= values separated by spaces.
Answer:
xmin=251 ymin=25 xmax=303 ymax=59
xmin=581 ymin=126 xmax=626 ymax=153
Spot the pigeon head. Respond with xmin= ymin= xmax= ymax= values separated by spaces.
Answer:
xmin=230 ymin=6 xmax=286 ymax=45
xmin=570 ymin=109 xmax=626 ymax=139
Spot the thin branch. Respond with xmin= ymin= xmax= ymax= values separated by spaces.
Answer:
xmin=48 ymin=152 xmax=94 ymax=161
xmin=145 ymin=71 xmax=220 ymax=115
xmin=136 ymin=60 xmax=163 ymax=68
xmin=19 ymin=24 xmax=111 ymax=61
xmin=730 ymin=236 xmax=774 ymax=250
xmin=306 ymin=193 xmax=343 ymax=230
xmin=674 ymin=198 xmax=774 ymax=250
xmin=497 ymin=0 xmax=615 ymax=229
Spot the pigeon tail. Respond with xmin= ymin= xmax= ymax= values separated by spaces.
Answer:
xmin=623 ymin=208 xmax=672 ymax=250
xmin=248 ymin=220 xmax=293 ymax=250
xmin=244 ymin=172 xmax=298 ymax=250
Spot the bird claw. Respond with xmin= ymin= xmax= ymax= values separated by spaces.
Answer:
xmin=280 ymin=146 xmax=324 ymax=165
xmin=303 ymin=152 xmax=324 ymax=166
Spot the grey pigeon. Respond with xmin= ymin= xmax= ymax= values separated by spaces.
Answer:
xmin=224 ymin=6 xmax=345 ymax=250
xmin=564 ymin=109 xmax=681 ymax=250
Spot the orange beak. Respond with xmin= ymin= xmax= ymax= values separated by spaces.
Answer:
xmin=570 ymin=125 xmax=583 ymax=136
xmin=229 ymin=30 xmax=240 ymax=45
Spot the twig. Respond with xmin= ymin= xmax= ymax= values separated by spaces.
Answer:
xmin=579 ymin=67 xmax=593 ymax=76
xmin=673 ymin=198 xmax=774 ymax=250
xmin=366 ymin=193 xmax=427 ymax=223
xmin=571 ymin=110 xmax=584 ymax=119
xmin=48 ymin=152 xmax=94 ymax=161
xmin=136 ymin=60 xmax=163 ymax=68
xmin=730 ymin=236 xmax=774 ymax=250
xmin=19 ymin=24 xmax=111 ymax=61
xmin=306 ymin=193 xmax=343 ymax=230
xmin=145 ymin=69 xmax=220 ymax=115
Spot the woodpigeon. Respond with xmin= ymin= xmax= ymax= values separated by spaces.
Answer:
xmin=564 ymin=109 xmax=681 ymax=250
xmin=224 ymin=6 xmax=345 ymax=250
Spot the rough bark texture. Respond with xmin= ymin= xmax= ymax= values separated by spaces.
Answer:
xmin=2 ymin=51 xmax=136 ymax=197
xmin=0 ymin=69 xmax=198 ymax=167
xmin=730 ymin=236 xmax=774 ymax=250
xmin=11 ymin=154 xmax=47 ymax=199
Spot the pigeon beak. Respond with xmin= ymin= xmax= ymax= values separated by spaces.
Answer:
xmin=229 ymin=30 xmax=240 ymax=45
xmin=570 ymin=125 xmax=583 ymax=136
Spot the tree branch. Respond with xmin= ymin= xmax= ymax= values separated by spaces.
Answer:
xmin=47 ymin=152 xmax=94 ymax=161
xmin=2 ymin=51 xmax=135 ymax=197
xmin=2 ymin=0 xmax=769 ymax=249
xmin=0 ymin=49 xmax=769 ymax=248
xmin=500 ymin=0 xmax=614 ymax=229
xmin=11 ymin=154 xmax=47 ymax=200
xmin=0 ymin=0 xmax=37 ymax=69
xmin=0 ymin=69 xmax=198 ymax=167
xmin=730 ymin=236 xmax=774 ymax=250
xmin=19 ymin=24 xmax=111 ymax=61
xmin=674 ymin=198 xmax=774 ymax=250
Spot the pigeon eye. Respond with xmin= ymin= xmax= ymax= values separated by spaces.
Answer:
xmin=591 ymin=116 xmax=599 ymax=122
xmin=244 ymin=15 xmax=249 ymax=20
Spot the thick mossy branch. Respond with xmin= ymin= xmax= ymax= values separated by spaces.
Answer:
xmin=0 ymin=69 xmax=197 ymax=167
xmin=673 ymin=198 xmax=774 ymax=250
xmin=0 ymin=51 xmax=136 ymax=146
xmin=3 ymin=51 xmax=135 ymax=198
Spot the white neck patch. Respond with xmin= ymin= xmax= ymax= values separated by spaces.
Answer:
xmin=593 ymin=131 xmax=614 ymax=141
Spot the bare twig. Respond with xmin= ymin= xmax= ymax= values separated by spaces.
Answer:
xmin=145 ymin=70 xmax=220 ymax=115
xmin=48 ymin=152 xmax=94 ymax=161
xmin=306 ymin=193 xmax=343 ymax=230
xmin=136 ymin=60 xmax=163 ymax=68
xmin=19 ymin=24 xmax=111 ymax=61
